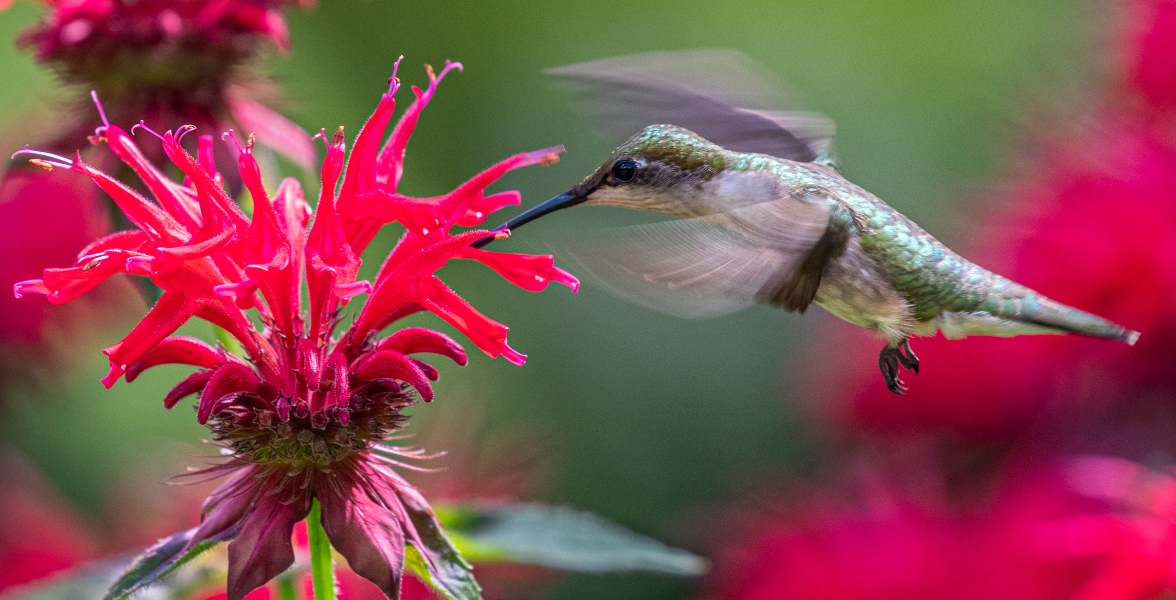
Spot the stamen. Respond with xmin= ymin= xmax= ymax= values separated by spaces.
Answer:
xmin=175 ymin=124 xmax=198 ymax=145
xmin=12 ymin=147 xmax=73 ymax=169
xmin=131 ymin=120 xmax=165 ymax=140
xmin=90 ymin=90 xmax=111 ymax=137
xmin=222 ymin=129 xmax=245 ymax=153
xmin=387 ymin=55 xmax=404 ymax=95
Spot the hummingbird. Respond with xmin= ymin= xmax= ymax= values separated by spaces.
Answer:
xmin=472 ymin=50 xmax=1140 ymax=394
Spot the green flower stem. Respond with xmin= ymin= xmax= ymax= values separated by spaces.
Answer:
xmin=276 ymin=572 xmax=298 ymax=600
xmin=307 ymin=499 xmax=336 ymax=600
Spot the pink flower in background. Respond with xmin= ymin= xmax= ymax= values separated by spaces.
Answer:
xmin=0 ymin=0 xmax=315 ymax=374
xmin=13 ymin=59 xmax=576 ymax=599
xmin=701 ymin=463 xmax=1116 ymax=600
xmin=1057 ymin=456 xmax=1176 ymax=600
xmin=17 ymin=0 xmax=312 ymax=60
xmin=797 ymin=0 xmax=1176 ymax=439
xmin=5 ymin=0 xmax=316 ymax=172
xmin=1125 ymin=0 xmax=1176 ymax=113
xmin=0 ymin=452 xmax=97 ymax=592
xmin=0 ymin=168 xmax=122 ymax=352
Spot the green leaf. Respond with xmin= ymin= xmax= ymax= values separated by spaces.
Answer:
xmin=102 ymin=527 xmax=222 ymax=600
xmin=437 ymin=503 xmax=709 ymax=576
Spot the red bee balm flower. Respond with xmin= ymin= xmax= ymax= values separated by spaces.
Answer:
xmin=13 ymin=59 xmax=577 ymax=599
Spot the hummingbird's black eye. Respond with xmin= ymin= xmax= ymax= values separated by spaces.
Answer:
xmin=611 ymin=159 xmax=637 ymax=183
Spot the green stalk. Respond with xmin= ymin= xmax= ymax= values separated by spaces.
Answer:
xmin=275 ymin=572 xmax=298 ymax=600
xmin=307 ymin=499 xmax=336 ymax=600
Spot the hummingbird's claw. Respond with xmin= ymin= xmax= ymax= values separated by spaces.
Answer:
xmin=898 ymin=339 xmax=919 ymax=374
xmin=878 ymin=342 xmax=915 ymax=395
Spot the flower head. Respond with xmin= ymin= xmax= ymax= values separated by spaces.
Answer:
xmin=0 ymin=0 xmax=316 ymax=376
xmin=18 ymin=0 xmax=308 ymax=81
xmin=6 ymin=0 xmax=317 ymax=171
xmin=14 ymin=59 xmax=576 ymax=599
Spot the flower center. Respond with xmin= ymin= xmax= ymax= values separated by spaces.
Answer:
xmin=207 ymin=381 xmax=416 ymax=469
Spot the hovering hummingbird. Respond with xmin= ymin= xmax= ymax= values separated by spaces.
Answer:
xmin=472 ymin=50 xmax=1140 ymax=394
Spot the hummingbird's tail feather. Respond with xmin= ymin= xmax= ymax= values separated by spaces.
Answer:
xmin=992 ymin=294 xmax=1140 ymax=345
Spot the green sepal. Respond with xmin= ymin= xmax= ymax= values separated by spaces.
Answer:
xmin=402 ymin=498 xmax=482 ymax=600
xmin=102 ymin=527 xmax=221 ymax=600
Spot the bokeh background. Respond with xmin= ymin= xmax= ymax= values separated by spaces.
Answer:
xmin=5 ymin=0 xmax=1172 ymax=598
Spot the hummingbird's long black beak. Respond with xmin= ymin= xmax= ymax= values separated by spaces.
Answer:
xmin=469 ymin=190 xmax=586 ymax=249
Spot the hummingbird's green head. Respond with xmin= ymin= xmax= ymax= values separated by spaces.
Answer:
xmin=571 ymin=125 xmax=728 ymax=214
xmin=482 ymin=126 xmax=726 ymax=240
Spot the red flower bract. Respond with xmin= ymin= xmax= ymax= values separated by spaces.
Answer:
xmin=13 ymin=59 xmax=577 ymax=600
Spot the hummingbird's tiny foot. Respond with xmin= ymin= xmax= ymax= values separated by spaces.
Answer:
xmin=898 ymin=339 xmax=919 ymax=374
xmin=878 ymin=346 xmax=907 ymax=395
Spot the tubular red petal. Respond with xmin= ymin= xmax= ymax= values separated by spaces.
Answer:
xmin=154 ymin=224 xmax=236 ymax=269
xmin=160 ymin=130 xmax=250 ymax=257
xmin=315 ymin=477 xmax=406 ymax=599
xmin=358 ymin=230 xmax=488 ymax=337
xmin=455 ymin=190 xmax=521 ymax=227
xmin=103 ymin=125 xmax=201 ymax=231
xmin=77 ymin=229 xmax=151 ymax=259
xmin=334 ymin=279 xmax=372 ymax=301
xmin=305 ymin=131 xmax=361 ymax=341
xmin=428 ymin=147 xmax=563 ymax=229
xmin=354 ymin=350 xmax=434 ymax=402
xmin=322 ymin=352 xmax=351 ymax=411
xmin=273 ymin=178 xmax=311 ymax=241
xmin=376 ymin=61 xmax=462 ymax=191
xmin=163 ymin=370 xmax=214 ymax=409
xmin=198 ymin=362 xmax=262 ymax=423
xmin=34 ymin=248 xmax=143 ymax=304
xmin=416 ymin=275 xmax=524 ymax=365
xmin=73 ymin=159 xmax=187 ymax=245
xmin=459 ymin=247 xmax=581 ymax=293
xmin=102 ymin=292 xmax=196 ymax=388
xmin=197 ymin=135 xmax=216 ymax=175
xmin=125 ymin=336 xmax=225 ymax=382
xmin=376 ymin=327 xmax=468 ymax=366
xmin=242 ymin=245 xmax=299 ymax=338
xmin=412 ymin=359 xmax=439 ymax=381
xmin=337 ymin=64 xmax=401 ymax=243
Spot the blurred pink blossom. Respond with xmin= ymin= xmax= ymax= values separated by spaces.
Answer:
xmin=701 ymin=462 xmax=1123 ymax=600
xmin=798 ymin=0 xmax=1176 ymax=439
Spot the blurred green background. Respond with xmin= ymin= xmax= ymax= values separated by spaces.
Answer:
xmin=0 ymin=1 xmax=1091 ymax=598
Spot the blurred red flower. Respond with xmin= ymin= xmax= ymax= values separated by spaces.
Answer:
xmin=0 ymin=167 xmax=135 ymax=357
xmin=0 ymin=452 xmax=97 ymax=592
xmin=701 ymin=462 xmax=1120 ymax=600
xmin=1126 ymin=0 xmax=1176 ymax=113
xmin=798 ymin=0 xmax=1176 ymax=439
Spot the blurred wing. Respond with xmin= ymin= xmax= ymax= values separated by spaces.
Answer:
xmin=554 ymin=200 xmax=832 ymax=319
xmin=547 ymin=49 xmax=835 ymax=163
